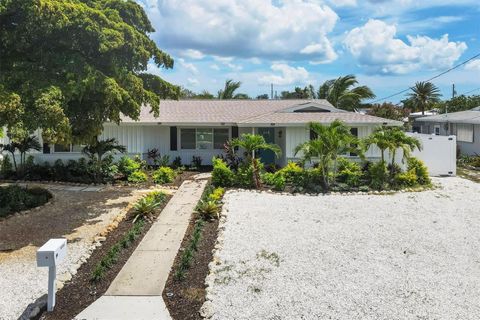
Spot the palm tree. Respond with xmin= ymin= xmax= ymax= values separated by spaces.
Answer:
xmin=318 ymin=75 xmax=375 ymax=111
xmin=0 ymin=136 xmax=41 ymax=172
xmin=294 ymin=120 xmax=360 ymax=189
xmin=217 ymin=79 xmax=244 ymax=99
xmin=231 ymin=134 xmax=281 ymax=189
xmin=362 ymin=127 xmax=396 ymax=164
xmin=83 ymin=138 xmax=126 ymax=183
xmin=82 ymin=138 xmax=126 ymax=161
xmin=407 ymin=81 xmax=441 ymax=115
xmin=387 ymin=128 xmax=422 ymax=166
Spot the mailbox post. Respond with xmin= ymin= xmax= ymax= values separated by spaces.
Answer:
xmin=36 ymin=239 xmax=67 ymax=311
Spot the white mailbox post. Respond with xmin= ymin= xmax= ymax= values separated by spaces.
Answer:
xmin=36 ymin=238 xmax=67 ymax=311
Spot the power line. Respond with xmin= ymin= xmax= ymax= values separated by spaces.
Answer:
xmin=370 ymin=52 xmax=480 ymax=103
xmin=459 ymin=87 xmax=480 ymax=96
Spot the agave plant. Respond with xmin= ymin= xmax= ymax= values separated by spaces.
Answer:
xmin=196 ymin=200 xmax=220 ymax=220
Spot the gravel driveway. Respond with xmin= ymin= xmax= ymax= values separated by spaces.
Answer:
xmin=203 ymin=177 xmax=480 ymax=320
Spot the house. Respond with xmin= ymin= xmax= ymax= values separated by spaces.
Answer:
xmin=2 ymin=100 xmax=401 ymax=166
xmin=414 ymin=107 xmax=480 ymax=156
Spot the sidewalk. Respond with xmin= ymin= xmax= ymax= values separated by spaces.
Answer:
xmin=75 ymin=177 xmax=208 ymax=320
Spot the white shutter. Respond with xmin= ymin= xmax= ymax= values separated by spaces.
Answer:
xmin=456 ymin=124 xmax=474 ymax=142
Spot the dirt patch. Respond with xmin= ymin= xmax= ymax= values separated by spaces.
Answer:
xmin=0 ymin=188 xmax=133 ymax=252
xmin=457 ymin=166 xmax=480 ymax=183
xmin=40 ymin=195 xmax=171 ymax=320
xmin=163 ymin=217 xmax=219 ymax=320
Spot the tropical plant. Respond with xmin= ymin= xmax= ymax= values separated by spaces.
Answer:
xmin=231 ymin=134 xmax=281 ymax=189
xmin=294 ymin=120 xmax=359 ymax=189
xmin=196 ymin=200 xmax=221 ymax=220
xmin=207 ymin=187 xmax=225 ymax=203
xmin=387 ymin=129 xmax=422 ymax=166
xmin=82 ymin=138 xmax=126 ymax=183
xmin=362 ymin=127 xmax=396 ymax=163
xmin=318 ymin=75 xmax=375 ymax=111
xmin=407 ymin=157 xmax=431 ymax=185
xmin=0 ymin=136 xmax=41 ymax=172
xmin=191 ymin=156 xmax=202 ymax=169
xmin=366 ymin=102 xmax=410 ymax=121
xmin=152 ymin=166 xmax=176 ymax=184
xmin=128 ymin=170 xmax=148 ymax=184
xmin=217 ymin=79 xmax=246 ymax=99
xmin=406 ymin=81 xmax=442 ymax=115
xmin=212 ymin=158 xmax=235 ymax=187
xmin=132 ymin=194 xmax=163 ymax=223
xmin=118 ymin=156 xmax=141 ymax=177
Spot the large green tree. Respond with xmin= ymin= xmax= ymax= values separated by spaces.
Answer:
xmin=0 ymin=0 xmax=178 ymax=144
xmin=318 ymin=75 xmax=375 ymax=111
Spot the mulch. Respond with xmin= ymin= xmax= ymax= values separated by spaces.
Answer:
xmin=39 ymin=195 xmax=171 ymax=320
xmin=163 ymin=217 xmax=219 ymax=320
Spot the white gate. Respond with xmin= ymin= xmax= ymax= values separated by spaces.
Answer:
xmin=407 ymin=133 xmax=456 ymax=176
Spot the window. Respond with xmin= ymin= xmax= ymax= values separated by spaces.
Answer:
xmin=180 ymin=128 xmax=229 ymax=150
xmin=53 ymin=144 xmax=84 ymax=153
xmin=214 ymin=128 xmax=229 ymax=149
xmin=456 ymin=124 xmax=474 ymax=142
xmin=181 ymin=129 xmax=196 ymax=149
xmin=196 ymin=128 xmax=213 ymax=149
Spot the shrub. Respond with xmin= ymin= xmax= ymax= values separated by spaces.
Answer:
xmin=118 ymin=156 xmax=141 ymax=177
xmin=128 ymin=170 xmax=148 ymax=184
xmin=235 ymin=162 xmax=255 ymax=188
xmin=191 ymin=156 xmax=202 ymax=169
xmin=407 ymin=157 xmax=431 ymax=185
xmin=0 ymin=155 xmax=13 ymax=177
xmin=277 ymin=161 xmax=303 ymax=184
xmin=394 ymin=169 xmax=418 ymax=188
xmin=0 ymin=185 xmax=52 ymax=218
xmin=262 ymin=171 xmax=286 ymax=191
xmin=152 ymin=166 xmax=176 ymax=184
xmin=369 ymin=160 xmax=388 ymax=190
xmin=196 ymin=200 xmax=220 ymax=220
xmin=172 ymin=156 xmax=182 ymax=169
xmin=211 ymin=158 xmax=235 ymax=187
xmin=336 ymin=158 xmax=362 ymax=187
xmin=208 ymin=187 xmax=225 ymax=202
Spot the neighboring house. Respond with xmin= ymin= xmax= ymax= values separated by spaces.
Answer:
xmin=414 ymin=107 xmax=480 ymax=156
xmin=1 ymin=100 xmax=401 ymax=166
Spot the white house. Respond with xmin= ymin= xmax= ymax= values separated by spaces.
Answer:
xmin=2 ymin=99 xmax=402 ymax=166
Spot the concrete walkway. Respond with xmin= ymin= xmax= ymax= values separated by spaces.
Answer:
xmin=75 ymin=177 xmax=208 ymax=320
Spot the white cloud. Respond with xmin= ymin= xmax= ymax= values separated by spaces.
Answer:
xmin=146 ymin=0 xmax=338 ymax=62
xmin=177 ymin=58 xmax=199 ymax=74
xmin=187 ymin=77 xmax=199 ymax=86
xmin=213 ymin=56 xmax=243 ymax=71
xmin=259 ymin=63 xmax=310 ymax=85
xmin=344 ymin=19 xmax=467 ymax=74
xmin=210 ymin=64 xmax=220 ymax=71
xmin=327 ymin=0 xmax=357 ymax=7
xmin=465 ymin=59 xmax=480 ymax=71
xmin=180 ymin=49 xmax=205 ymax=59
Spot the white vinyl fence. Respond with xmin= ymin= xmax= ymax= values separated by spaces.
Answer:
xmin=407 ymin=133 xmax=456 ymax=176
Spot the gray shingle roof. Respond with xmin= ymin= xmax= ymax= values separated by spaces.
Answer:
xmin=416 ymin=107 xmax=480 ymax=124
xmin=121 ymin=99 xmax=401 ymax=126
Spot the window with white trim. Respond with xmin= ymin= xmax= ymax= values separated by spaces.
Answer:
xmin=53 ymin=144 xmax=84 ymax=153
xmin=456 ymin=124 xmax=474 ymax=142
xmin=180 ymin=128 xmax=229 ymax=150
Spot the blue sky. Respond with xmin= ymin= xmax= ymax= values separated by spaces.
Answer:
xmin=138 ymin=0 xmax=480 ymax=102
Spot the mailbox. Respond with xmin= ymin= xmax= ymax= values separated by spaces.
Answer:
xmin=37 ymin=238 xmax=67 ymax=312
xmin=37 ymin=239 xmax=67 ymax=267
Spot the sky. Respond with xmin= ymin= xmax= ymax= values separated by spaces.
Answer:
xmin=138 ymin=0 xmax=480 ymax=103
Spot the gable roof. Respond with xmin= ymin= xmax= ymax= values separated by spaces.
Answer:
xmin=121 ymin=99 xmax=401 ymax=126
xmin=416 ymin=107 xmax=480 ymax=125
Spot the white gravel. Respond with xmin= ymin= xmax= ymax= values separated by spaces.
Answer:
xmin=203 ymin=177 xmax=480 ymax=320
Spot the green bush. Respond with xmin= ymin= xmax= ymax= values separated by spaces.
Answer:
xmin=208 ymin=187 xmax=225 ymax=202
xmin=131 ymin=191 xmax=166 ymax=222
xmin=211 ymin=158 xmax=235 ymax=187
xmin=152 ymin=166 xmax=176 ymax=184
xmin=277 ymin=161 xmax=303 ymax=184
xmin=128 ymin=170 xmax=147 ymax=184
xmin=394 ymin=169 xmax=418 ymax=188
xmin=118 ymin=156 xmax=141 ymax=177
xmin=0 ymin=155 xmax=13 ymax=177
xmin=196 ymin=200 xmax=220 ymax=220
xmin=336 ymin=158 xmax=362 ymax=187
xmin=0 ymin=185 xmax=52 ymax=218
xmin=369 ymin=161 xmax=388 ymax=190
xmin=235 ymin=162 xmax=255 ymax=188
xmin=262 ymin=171 xmax=286 ymax=191
xmin=407 ymin=157 xmax=431 ymax=185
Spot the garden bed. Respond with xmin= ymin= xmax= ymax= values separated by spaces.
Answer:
xmin=39 ymin=193 xmax=171 ymax=320
xmin=0 ymin=185 xmax=52 ymax=219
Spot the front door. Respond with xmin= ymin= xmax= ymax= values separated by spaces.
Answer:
xmin=257 ymin=127 xmax=275 ymax=165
